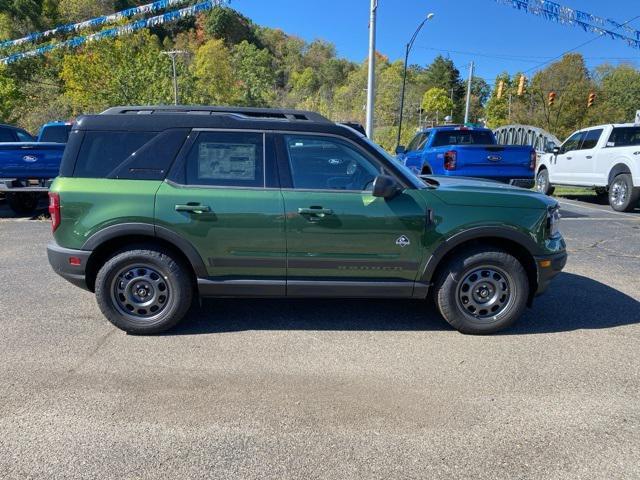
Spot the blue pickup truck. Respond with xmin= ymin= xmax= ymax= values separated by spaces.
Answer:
xmin=397 ymin=125 xmax=536 ymax=188
xmin=0 ymin=123 xmax=69 ymax=214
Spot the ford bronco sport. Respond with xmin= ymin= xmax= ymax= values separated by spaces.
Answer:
xmin=47 ymin=106 xmax=567 ymax=335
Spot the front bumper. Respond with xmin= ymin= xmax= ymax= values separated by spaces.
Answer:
xmin=534 ymin=251 xmax=567 ymax=296
xmin=47 ymin=241 xmax=92 ymax=291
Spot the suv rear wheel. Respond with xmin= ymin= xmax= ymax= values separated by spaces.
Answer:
xmin=95 ymin=247 xmax=193 ymax=334
xmin=434 ymin=247 xmax=529 ymax=334
xmin=608 ymin=173 xmax=640 ymax=212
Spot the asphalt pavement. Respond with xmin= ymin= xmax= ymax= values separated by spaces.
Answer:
xmin=0 ymin=195 xmax=638 ymax=479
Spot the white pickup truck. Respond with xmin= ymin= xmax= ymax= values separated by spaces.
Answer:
xmin=535 ymin=123 xmax=640 ymax=212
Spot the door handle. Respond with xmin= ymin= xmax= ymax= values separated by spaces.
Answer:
xmin=566 ymin=156 xmax=572 ymax=160
xmin=175 ymin=204 xmax=211 ymax=214
xmin=586 ymin=155 xmax=593 ymax=159
xmin=298 ymin=207 xmax=333 ymax=218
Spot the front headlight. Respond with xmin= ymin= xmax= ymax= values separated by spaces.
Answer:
xmin=547 ymin=206 xmax=561 ymax=238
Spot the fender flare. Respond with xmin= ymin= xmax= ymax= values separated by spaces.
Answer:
xmin=82 ymin=222 xmax=208 ymax=278
xmin=420 ymin=226 xmax=542 ymax=283
xmin=608 ymin=162 xmax=633 ymax=186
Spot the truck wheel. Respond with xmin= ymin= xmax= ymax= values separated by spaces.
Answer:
xmin=6 ymin=193 xmax=39 ymax=215
xmin=434 ymin=247 xmax=529 ymax=335
xmin=609 ymin=174 xmax=640 ymax=212
xmin=535 ymin=169 xmax=554 ymax=195
xmin=95 ymin=247 xmax=193 ymax=334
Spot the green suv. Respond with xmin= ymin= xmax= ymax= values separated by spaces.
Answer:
xmin=47 ymin=106 xmax=566 ymax=335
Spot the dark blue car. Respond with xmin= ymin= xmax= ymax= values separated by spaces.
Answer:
xmin=397 ymin=125 xmax=536 ymax=188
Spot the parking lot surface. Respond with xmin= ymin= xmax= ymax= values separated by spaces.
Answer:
xmin=0 ymin=197 xmax=638 ymax=479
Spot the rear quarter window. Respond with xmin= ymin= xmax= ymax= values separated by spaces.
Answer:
xmin=73 ymin=131 xmax=157 ymax=178
xmin=607 ymin=127 xmax=640 ymax=147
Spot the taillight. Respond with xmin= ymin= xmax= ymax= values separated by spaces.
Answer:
xmin=49 ymin=192 xmax=60 ymax=232
xmin=529 ymin=150 xmax=537 ymax=171
xmin=444 ymin=150 xmax=457 ymax=171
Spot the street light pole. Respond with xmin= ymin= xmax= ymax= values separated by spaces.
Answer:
xmin=396 ymin=13 xmax=434 ymax=149
xmin=365 ymin=0 xmax=378 ymax=138
xmin=161 ymin=50 xmax=188 ymax=105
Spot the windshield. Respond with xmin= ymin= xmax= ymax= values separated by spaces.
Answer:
xmin=361 ymin=137 xmax=427 ymax=189
xmin=40 ymin=125 xmax=71 ymax=143
xmin=432 ymin=130 xmax=495 ymax=147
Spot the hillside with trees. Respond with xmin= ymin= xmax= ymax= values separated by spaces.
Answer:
xmin=1 ymin=1 xmax=640 ymax=148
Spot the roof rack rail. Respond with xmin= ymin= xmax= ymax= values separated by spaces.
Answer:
xmin=100 ymin=105 xmax=332 ymax=123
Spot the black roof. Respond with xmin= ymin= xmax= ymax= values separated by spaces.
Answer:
xmin=74 ymin=105 xmax=357 ymax=137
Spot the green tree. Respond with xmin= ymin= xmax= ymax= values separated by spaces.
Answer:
xmin=421 ymin=56 xmax=465 ymax=121
xmin=192 ymin=39 xmax=237 ymax=105
xmin=204 ymin=6 xmax=259 ymax=47
xmin=591 ymin=64 xmax=640 ymax=124
xmin=0 ymin=65 xmax=20 ymax=122
xmin=231 ymin=40 xmax=275 ymax=106
xmin=485 ymin=73 xmax=511 ymax=128
xmin=422 ymin=87 xmax=454 ymax=124
xmin=60 ymin=30 xmax=173 ymax=113
xmin=58 ymin=0 xmax=113 ymax=23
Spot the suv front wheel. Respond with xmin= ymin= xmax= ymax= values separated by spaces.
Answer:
xmin=95 ymin=246 xmax=193 ymax=334
xmin=434 ymin=247 xmax=529 ymax=334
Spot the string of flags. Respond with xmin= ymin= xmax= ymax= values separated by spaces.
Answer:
xmin=0 ymin=0 xmax=227 ymax=65
xmin=0 ymin=0 xmax=191 ymax=50
xmin=494 ymin=0 xmax=640 ymax=50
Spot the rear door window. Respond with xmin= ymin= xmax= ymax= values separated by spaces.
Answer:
xmin=607 ymin=127 xmax=640 ymax=147
xmin=580 ymin=129 xmax=603 ymax=150
xmin=73 ymin=131 xmax=157 ymax=178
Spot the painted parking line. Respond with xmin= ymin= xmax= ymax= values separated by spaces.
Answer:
xmin=557 ymin=199 xmax=638 ymax=218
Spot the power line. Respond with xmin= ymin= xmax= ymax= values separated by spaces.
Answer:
xmin=522 ymin=14 xmax=640 ymax=75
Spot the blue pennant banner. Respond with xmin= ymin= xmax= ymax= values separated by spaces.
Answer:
xmin=0 ymin=0 xmax=194 ymax=50
xmin=495 ymin=0 xmax=640 ymax=49
xmin=0 ymin=1 xmax=225 ymax=64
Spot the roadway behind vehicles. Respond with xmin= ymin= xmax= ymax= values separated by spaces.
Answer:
xmin=0 ymin=122 xmax=70 ymax=215
xmin=536 ymin=123 xmax=640 ymax=212
xmin=397 ymin=125 xmax=536 ymax=188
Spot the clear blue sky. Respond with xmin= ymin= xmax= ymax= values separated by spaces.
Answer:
xmin=232 ymin=0 xmax=640 ymax=85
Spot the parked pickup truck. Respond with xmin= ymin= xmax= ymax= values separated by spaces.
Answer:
xmin=0 ymin=122 xmax=68 ymax=215
xmin=535 ymin=123 xmax=640 ymax=212
xmin=397 ymin=125 xmax=536 ymax=188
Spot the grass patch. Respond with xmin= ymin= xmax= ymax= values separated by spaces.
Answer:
xmin=552 ymin=186 xmax=598 ymax=197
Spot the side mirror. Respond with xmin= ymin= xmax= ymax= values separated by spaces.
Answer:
xmin=372 ymin=175 xmax=401 ymax=199
xmin=552 ymin=146 xmax=561 ymax=155
xmin=395 ymin=145 xmax=406 ymax=155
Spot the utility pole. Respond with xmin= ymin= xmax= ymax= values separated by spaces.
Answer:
xmin=365 ymin=0 xmax=378 ymax=138
xmin=464 ymin=61 xmax=474 ymax=124
xmin=161 ymin=50 xmax=188 ymax=105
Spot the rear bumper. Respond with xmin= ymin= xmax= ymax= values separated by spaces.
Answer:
xmin=534 ymin=251 xmax=567 ymax=296
xmin=47 ymin=241 xmax=91 ymax=291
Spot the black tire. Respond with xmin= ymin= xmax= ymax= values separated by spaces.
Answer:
xmin=95 ymin=246 xmax=193 ymax=334
xmin=608 ymin=173 xmax=640 ymax=212
xmin=535 ymin=168 xmax=555 ymax=196
xmin=434 ymin=247 xmax=529 ymax=335
xmin=6 ymin=192 xmax=39 ymax=215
